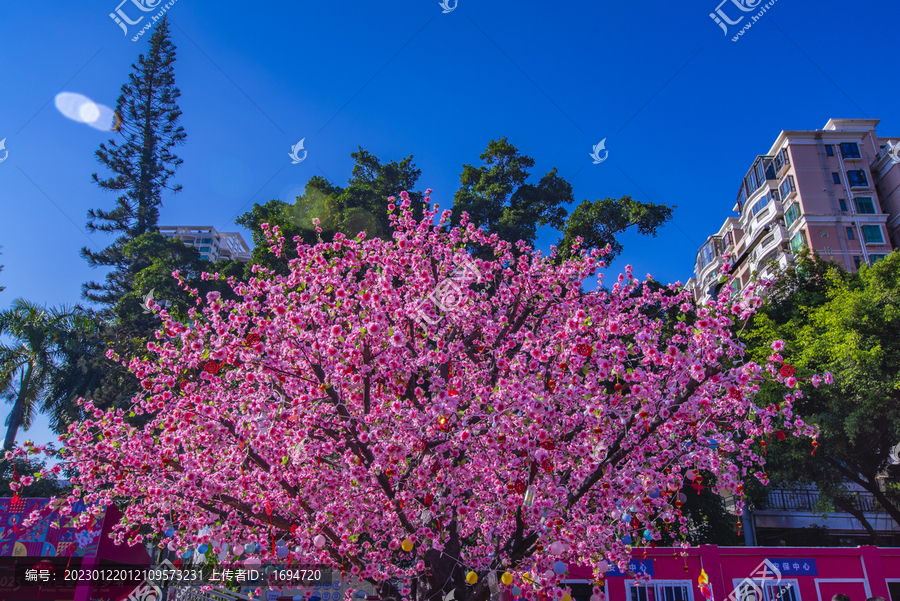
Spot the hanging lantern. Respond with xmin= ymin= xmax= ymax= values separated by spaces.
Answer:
xmin=550 ymin=541 xmax=566 ymax=555
xmin=622 ymin=535 xmax=632 ymax=546
xmin=621 ymin=514 xmax=632 ymax=523
xmin=643 ymin=530 xmax=653 ymax=541
xmin=313 ymin=535 xmax=326 ymax=548
xmin=232 ymin=544 xmax=245 ymax=555
xmin=501 ymin=573 xmax=514 ymax=586
xmin=401 ymin=539 xmax=414 ymax=552
xmin=467 ymin=572 xmax=478 ymax=585
xmin=553 ymin=562 xmax=567 ymax=575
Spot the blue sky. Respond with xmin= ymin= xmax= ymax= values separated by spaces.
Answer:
xmin=1 ymin=0 xmax=898 ymax=448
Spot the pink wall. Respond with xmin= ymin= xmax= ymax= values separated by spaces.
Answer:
xmin=569 ymin=545 xmax=899 ymax=601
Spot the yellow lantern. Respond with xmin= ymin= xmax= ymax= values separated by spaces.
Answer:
xmin=401 ymin=538 xmax=414 ymax=552
xmin=466 ymin=571 xmax=478 ymax=584
xmin=563 ymin=595 xmax=572 ymax=601
xmin=501 ymin=572 xmax=514 ymax=586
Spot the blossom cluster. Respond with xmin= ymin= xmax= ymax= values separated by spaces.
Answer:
xmin=18 ymin=191 xmax=820 ymax=601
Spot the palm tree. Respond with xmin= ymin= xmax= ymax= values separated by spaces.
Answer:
xmin=0 ymin=299 xmax=79 ymax=450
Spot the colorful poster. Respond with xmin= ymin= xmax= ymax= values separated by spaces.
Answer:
xmin=0 ymin=498 xmax=106 ymax=558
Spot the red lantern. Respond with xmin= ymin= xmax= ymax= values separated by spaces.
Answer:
xmin=576 ymin=343 xmax=593 ymax=357
xmin=779 ymin=364 xmax=796 ymax=378
xmin=540 ymin=440 xmax=556 ymax=451
xmin=246 ymin=333 xmax=261 ymax=345
xmin=514 ymin=480 xmax=527 ymax=494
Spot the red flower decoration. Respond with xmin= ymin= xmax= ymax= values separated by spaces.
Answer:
xmin=779 ymin=364 xmax=796 ymax=378
xmin=540 ymin=440 xmax=556 ymax=451
xmin=178 ymin=380 xmax=189 ymax=390
xmin=514 ymin=480 xmax=527 ymax=494
xmin=245 ymin=333 xmax=261 ymax=345
xmin=204 ymin=361 xmax=221 ymax=374
xmin=576 ymin=343 xmax=593 ymax=357
xmin=775 ymin=430 xmax=786 ymax=440
xmin=541 ymin=459 xmax=553 ymax=472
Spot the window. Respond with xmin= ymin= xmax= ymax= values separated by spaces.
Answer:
xmin=698 ymin=239 xmax=720 ymax=269
xmin=747 ymin=169 xmax=759 ymax=194
xmin=862 ymin=225 xmax=884 ymax=244
xmin=732 ymin=578 xmax=801 ymax=601
xmin=564 ymin=581 xmax=604 ymax=601
xmin=749 ymin=195 xmax=770 ymax=218
xmin=790 ymin=230 xmax=808 ymax=253
xmin=825 ymin=145 xmax=834 ymax=156
xmin=847 ymin=170 xmax=868 ymax=187
xmin=870 ymin=254 xmax=887 ymax=264
xmin=779 ymin=175 xmax=795 ymax=199
xmin=846 ymin=227 xmax=855 ymax=240
xmin=854 ymin=256 xmax=862 ymax=270
xmin=199 ymin=246 xmax=211 ymax=253
xmin=854 ymin=197 xmax=875 ymax=214
xmin=629 ymin=581 xmax=693 ymax=601
xmin=200 ymin=238 xmax=213 ymax=244
xmin=832 ymin=172 xmax=841 ymax=184
xmin=839 ymin=199 xmax=848 ymax=212
xmin=840 ymin=142 xmax=861 ymax=158
xmin=784 ymin=203 xmax=801 ymax=227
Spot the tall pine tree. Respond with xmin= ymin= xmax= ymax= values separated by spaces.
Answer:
xmin=82 ymin=16 xmax=186 ymax=312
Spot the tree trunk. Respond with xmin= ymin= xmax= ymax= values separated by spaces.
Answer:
xmin=833 ymin=496 xmax=880 ymax=545
xmin=3 ymin=363 xmax=33 ymax=451
xmin=866 ymin=480 xmax=900 ymax=533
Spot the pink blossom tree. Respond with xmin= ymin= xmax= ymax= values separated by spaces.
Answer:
xmin=17 ymin=191 xmax=820 ymax=601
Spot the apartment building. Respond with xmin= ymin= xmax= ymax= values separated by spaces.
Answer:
xmin=157 ymin=225 xmax=252 ymax=263
xmin=688 ymin=119 xmax=899 ymax=304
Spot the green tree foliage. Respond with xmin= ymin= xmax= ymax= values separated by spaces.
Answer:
xmin=745 ymin=250 xmax=900 ymax=535
xmin=81 ymin=16 xmax=186 ymax=313
xmin=237 ymin=149 xmax=425 ymax=274
xmin=557 ymin=196 xmax=674 ymax=262
xmin=0 ymin=300 xmax=84 ymax=450
xmin=450 ymin=138 xmax=673 ymax=262
xmin=0 ymin=246 xmax=6 ymax=294
xmin=0 ymin=454 xmax=71 ymax=498
xmin=450 ymin=137 xmax=572 ymax=258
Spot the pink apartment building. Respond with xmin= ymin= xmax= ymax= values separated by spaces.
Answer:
xmin=689 ymin=119 xmax=900 ymax=304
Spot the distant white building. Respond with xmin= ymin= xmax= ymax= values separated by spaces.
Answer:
xmin=157 ymin=226 xmax=252 ymax=263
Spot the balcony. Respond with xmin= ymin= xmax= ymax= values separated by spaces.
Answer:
xmin=725 ymin=486 xmax=900 ymax=538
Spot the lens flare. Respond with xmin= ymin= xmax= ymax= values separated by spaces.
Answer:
xmin=55 ymin=92 xmax=116 ymax=131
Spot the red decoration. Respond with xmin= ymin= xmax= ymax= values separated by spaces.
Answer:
xmin=811 ymin=440 xmax=819 ymax=456
xmin=514 ymin=480 xmax=526 ymax=494
xmin=576 ymin=343 xmax=593 ymax=357
xmin=779 ymin=364 xmax=796 ymax=378
xmin=204 ymin=361 xmax=221 ymax=374
xmin=775 ymin=430 xmax=786 ymax=440
xmin=540 ymin=440 xmax=556 ymax=451
xmin=246 ymin=333 xmax=261 ymax=345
